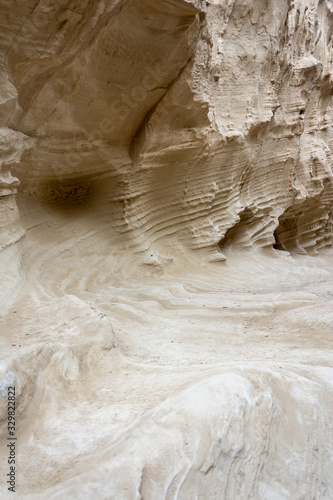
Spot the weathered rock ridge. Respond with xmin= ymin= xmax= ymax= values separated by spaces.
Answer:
xmin=0 ymin=0 xmax=333 ymax=499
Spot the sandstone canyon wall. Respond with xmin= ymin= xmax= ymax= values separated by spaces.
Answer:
xmin=0 ymin=0 xmax=333 ymax=499
xmin=0 ymin=0 xmax=332 ymax=256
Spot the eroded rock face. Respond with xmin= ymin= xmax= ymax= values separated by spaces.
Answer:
xmin=0 ymin=0 xmax=331 ymax=255
xmin=0 ymin=1 xmax=333 ymax=499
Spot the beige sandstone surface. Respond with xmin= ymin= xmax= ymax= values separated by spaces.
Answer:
xmin=0 ymin=0 xmax=333 ymax=498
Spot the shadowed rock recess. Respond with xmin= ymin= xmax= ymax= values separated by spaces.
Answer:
xmin=0 ymin=0 xmax=333 ymax=498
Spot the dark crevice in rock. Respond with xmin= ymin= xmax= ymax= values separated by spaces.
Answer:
xmin=129 ymin=55 xmax=195 ymax=164
xmin=219 ymin=208 xmax=255 ymax=249
xmin=273 ymin=190 xmax=333 ymax=254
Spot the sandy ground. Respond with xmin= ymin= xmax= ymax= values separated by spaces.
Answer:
xmin=0 ymin=207 xmax=333 ymax=499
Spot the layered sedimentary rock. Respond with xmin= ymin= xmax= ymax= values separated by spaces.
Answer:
xmin=1 ymin=0 xmax=332 ymax=255
xmin=0 ymin=0 xmax=333 ymax=498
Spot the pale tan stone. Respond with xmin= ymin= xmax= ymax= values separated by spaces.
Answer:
xmin=0 ymin=0 xmax=332 ymax=498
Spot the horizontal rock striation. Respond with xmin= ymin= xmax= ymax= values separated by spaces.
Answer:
xmin=0 ymin=1 xmax=333 ymax=499
xmin=0 ymin=0 xmax=331 ymax=256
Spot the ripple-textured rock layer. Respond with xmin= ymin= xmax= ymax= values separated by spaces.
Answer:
xmin=0 ymin=0 xmax=333 ymax=498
